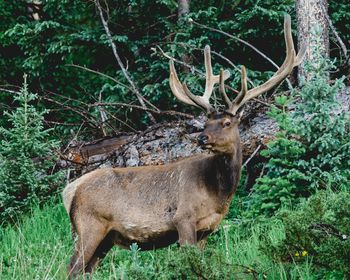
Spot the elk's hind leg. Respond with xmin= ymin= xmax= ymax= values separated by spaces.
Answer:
xmin=85 ymin=231 xmax=115 ymax=273
xmin=68 ymin=217 xmax=108 ymax=278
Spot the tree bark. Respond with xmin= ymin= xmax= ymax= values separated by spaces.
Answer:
xmin=296 ymin=0 xmax=329 ymax=82
xmin=177 ymin=0 xmax=192 ymax=72
xmin=178 ymin=0 xmax=190 ymax=20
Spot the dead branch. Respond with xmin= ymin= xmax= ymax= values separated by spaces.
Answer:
xmin=209 ymin=50 xmax=256 ymax=87
xmin=100 ymin=107 xmax=138 ymax=133
xmin=41 ymin=95 xmax=101 ymax=129
xmin=0 ymin=87 xmax=19 ymax=95
xmin=0 ymin=86 xmax=101 ymax=129
xmin=39 ymin=88 xmax=91 ymax=107
xmin=321 ymin=5 xmax=348 ymax=59
xmin=95 ymin=0 xmax=157 ymax=123
xmin=91 ymin=102 xmax=194 ymax=119
xmin=44 ymin=120 xmax=81 ymax=126
xmin=45 ymin=88 xmax=137 ymax=133
xmin=243 ymin=144 xmax=262 ymax=167
xmin=66 ymin=64 xmax=132 ymax=90
xmin=154 ymin=46 xmax=205 ymax=76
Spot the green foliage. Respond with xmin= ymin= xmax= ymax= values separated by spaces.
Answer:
xmin=263 ymin=191 xmax=350 ymax=279
xmin=0 ymin=77 xmax=62 ymax=224
xmin=0 ymin=0 xmax=302 ymax=135
xmin=116 ymin=243 xmax=242 ymax=280
xmin=247 ymin=37 xmax=350 ymax=216
xmin=1 ymin=1 xmax=349 ymax=135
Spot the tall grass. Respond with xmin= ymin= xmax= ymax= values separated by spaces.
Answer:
xmin=0 ymin=199 xmax=314 ymax=280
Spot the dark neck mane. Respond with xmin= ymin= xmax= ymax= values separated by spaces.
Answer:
xmin=203 ymin=144 xmax=242 ymax=196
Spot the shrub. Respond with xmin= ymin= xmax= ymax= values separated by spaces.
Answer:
xmin=247 ymin=29 xmax=350 ymax=217
xmin=262 ymin=191 xmax=350 ymax=278
xmin=0 ymin=75 xmax=63 ymax=224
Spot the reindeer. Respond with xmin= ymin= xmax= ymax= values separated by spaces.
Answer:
xmin=62 ymin=15 xmax=305 ymax=277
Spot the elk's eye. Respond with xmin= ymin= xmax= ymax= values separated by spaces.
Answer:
xmin=223 ymin=120 xmax=231 ymax=127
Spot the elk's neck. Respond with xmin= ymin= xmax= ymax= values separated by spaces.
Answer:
xmin=205 ymin=143 xmax=242 ymax=196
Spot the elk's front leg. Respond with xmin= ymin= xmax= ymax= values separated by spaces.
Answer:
xmin=173 ymin=215 xmax=197 ymax=245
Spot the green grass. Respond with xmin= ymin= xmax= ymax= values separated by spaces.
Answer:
xmin=0 ymin=199 xmax=314 ymax=280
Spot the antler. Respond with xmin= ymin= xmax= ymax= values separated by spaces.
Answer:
xmin=219 ymin=67 xmax=247 ymax=114
xmin=224 ymin=14 xmax=306 ymax=115
xmin=169 ymin=45 xmax=230 ymax=113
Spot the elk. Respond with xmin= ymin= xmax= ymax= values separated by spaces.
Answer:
xmin=63 ymin=15 xmax=305 ymax=277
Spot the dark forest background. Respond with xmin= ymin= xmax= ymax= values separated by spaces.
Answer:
xmin=1 ymin=1 xmax=350 ymax=279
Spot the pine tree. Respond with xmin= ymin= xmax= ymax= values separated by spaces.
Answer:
xmin=247 ymin=28 xmax=350 ymax=217
xmin=0 ymin=75 xmax=62 ymax=223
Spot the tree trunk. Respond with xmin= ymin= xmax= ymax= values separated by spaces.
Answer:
xmin=178 ymin=0 xmax=190 ymax=20
xmin=177 ymin=0 xmax=192 ymax=72
xmin=296 ymin=0 xmax=329 ymax=82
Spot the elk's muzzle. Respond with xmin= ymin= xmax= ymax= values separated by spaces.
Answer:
xmin=197 ymin=134 xmax=209 ymax=146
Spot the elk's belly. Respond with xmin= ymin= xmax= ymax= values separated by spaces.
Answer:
xmin=108 ymin=213 xmax=222 ymax=251
xmin=111 ymin=228 xmax=213 ymax=251
xmin=109 ymin=216 xmax=176 ymax=250
xmin=111 ymin=229 xmax=179 ymax=250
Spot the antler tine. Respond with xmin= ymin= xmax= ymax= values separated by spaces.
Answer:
xmin=226 ymin=66 xmax=247 ymax=114
xmin=169 ymin=60 xmax=198 ymax=107
xmin=227 ymin=14 xmax=306 ymax=115
xmin=169 ymin=45 xmax=231 ymax=113
xmin=203 ymin=46 xmax=231 ymax=100
xmin=220 ymin=66 xmax=247 ymax=114
xmin=219 ymin=69 xmax=232 ymax=108
xmin=182 ymin=83 xmax=213 ymax=113
xmin=234 ymin=65 xmax=247 ymax=105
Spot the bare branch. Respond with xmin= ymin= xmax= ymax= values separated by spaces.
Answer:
xmin=66 ymin=64 xmax=132 ymax=90
xmin=67 ymin=65 xmax=160 ymax=113
xmin=243 ymin=144 xmax=262 ymax=167
xmin=321 ymin=5 xmax=348 ymax=59
xmin=159 ymin=41 xmax=257 ymax=87
xmin=0 ymin=87 xmax=19 ymax=95
xmin=41 ymin=96 xmax=101 ymax=129
xmin=94 ymin=0 xmax=157 ymax=122
xmin=91 ymin=102 xmax=194 ymax=119
xmin=0 ymin=86 xmax=100 ymax=129
xmin=44 ymin=120 xmax=81 ymax=126
xmin=101 ymin=107 xmax=138 ymax=133
xmin=155 ymin=46 xmax=205 ymax=76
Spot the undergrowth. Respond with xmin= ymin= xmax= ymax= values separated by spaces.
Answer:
xmin=0 ymin=199 xmax=314 ymax=280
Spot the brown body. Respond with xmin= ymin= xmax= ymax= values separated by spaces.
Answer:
xmin=72 ymin=151 xmax=241 ymax=247
xmin=63 ymin=15 xmax=305 ymax=277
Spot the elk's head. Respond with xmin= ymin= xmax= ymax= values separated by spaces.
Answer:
xmin=169 ymin=15 xmax=305 ymax=154
xmin=198 ymin=112 xmax=242 ymax=154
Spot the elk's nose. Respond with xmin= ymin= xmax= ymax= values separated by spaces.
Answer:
xmin=198 ymin=134 xmax=209 ymax=145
